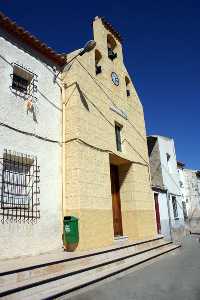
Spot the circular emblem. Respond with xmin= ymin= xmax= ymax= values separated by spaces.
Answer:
xmin=111 ymin=72 xmax=119 ymax=86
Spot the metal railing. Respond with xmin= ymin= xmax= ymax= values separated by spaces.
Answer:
xmin=0 ymin=149 xmax=40 ymax=223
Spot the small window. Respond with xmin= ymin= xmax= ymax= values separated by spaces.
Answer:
xmin=125 ymin=76 xmax=130 ymax=97
xmin=166 ymin=153 xmax=170 ymax=161
xmin=166 ymin=153 xmax=172 ymax=173
xmin=12 ymin=74 xmax=29 ymax=93
xmin=172 ymin=196 xmax=178 ymax=219
xmin=12 ymin=65 xmax=33 ymax=94
xmin=179 ymin=181 xmax=183 ymax=188
xmin=182 ymin=201 xmax=188 ymax=220
xmin=107 ymin=34 xmax=117 ymax=61
xmin=115 ymin=124 xmax=122 ymax=152
xmin=95 ymin=49 xmax=102 ymax=75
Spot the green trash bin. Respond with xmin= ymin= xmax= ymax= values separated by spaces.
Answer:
xmin=63 ymin=216 xmax=79 ymax=251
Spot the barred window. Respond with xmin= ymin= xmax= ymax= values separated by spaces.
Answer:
xmin=11 ymin=63 xmax=38 ymax=103
xmin=12 ymin=74 xmax=30 ymax=94
xmin=12 ymin=65 xmax=33 ymax=94
xmin=0 ymin=150 xmax=40 ymax=223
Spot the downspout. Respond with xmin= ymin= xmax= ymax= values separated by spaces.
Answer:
xmin=61 ymin=78 xmax=66 ymax=224
xmin=58 ymin=70 xmax=66 ymax=239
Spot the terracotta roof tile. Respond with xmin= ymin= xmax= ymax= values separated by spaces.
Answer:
xmin=101 ymin=17 xmax=122 ymax=43
xmin=0 ymin=11 xmax=66 ymax=66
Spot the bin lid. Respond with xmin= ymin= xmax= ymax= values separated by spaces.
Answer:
xmin=64 ymin=216 xmax=78 ymax=222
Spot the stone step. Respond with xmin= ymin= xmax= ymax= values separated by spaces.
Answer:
xmin=0 ymin=236 xmax=164 ymax=276
xmin=0 ymin=237 xmax=166 ymax=289
xmin=0 ymin=236 xmax=165 ymax=286
xmin=0 ymin=240 xmax=180 ymax=299
xmin=2 ymin=243 xmax=180 ymax=300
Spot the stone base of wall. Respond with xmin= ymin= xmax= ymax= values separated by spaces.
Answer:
xmin=171 ymin=225 xmax=187 ymax=242
xmin=0 ymin=218 xmax=62 ymax=260
xmin=186 ymin=218 xmax=200 ymax=234
xmin=64 ymin=208 xmax=157 ymax=251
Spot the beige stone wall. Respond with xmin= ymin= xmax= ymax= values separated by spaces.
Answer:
xmin=63 ymin=17 xmax=157 ymax=251
xmin=147 ymin=136 xmax=164 ymax=188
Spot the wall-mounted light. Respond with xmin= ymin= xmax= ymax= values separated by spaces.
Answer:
xmin=54 ymin=40 xmax=96 ymax=81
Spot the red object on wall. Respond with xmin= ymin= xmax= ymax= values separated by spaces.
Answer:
xmin=154 ymin=193 xmax=161 ymax=234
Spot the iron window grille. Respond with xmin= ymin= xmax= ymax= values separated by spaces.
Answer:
xmin=11 ymin=63 xmax=38 ymax=102
xmin=12 ymin=74 xmax=29 ymax=93
xmin=0 ymin=150 xmax=40 ymax=223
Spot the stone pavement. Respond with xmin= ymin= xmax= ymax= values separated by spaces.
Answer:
xmin=68 ymin=236 xmax=200 ymax=300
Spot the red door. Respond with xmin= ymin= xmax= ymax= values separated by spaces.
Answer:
xmin=154 ymin=193 xmax=161 ymax=234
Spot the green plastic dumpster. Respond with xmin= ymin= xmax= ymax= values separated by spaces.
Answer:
xmin=63 ymin=216 xmax=79 ymax=251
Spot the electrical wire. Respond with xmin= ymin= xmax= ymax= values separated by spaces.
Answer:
xmin=76 ymin=59 xmax=144 ymax=116
xmin=75 ymin=85 xmax=150 ymax=166
xmin=0 ymin=121 xmax=60 ymax=144
xmin=64 ymin=137 xmax=148 ymax=168
xmin=76 ymin=59 xmax=147 ymax=143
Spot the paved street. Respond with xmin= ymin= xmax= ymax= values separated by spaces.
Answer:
xmin=69 ymin=236 xmax=200 ymax=300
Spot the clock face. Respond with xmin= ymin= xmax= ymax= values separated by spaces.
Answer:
xmin=111 ymin=72 xmax=119 ymax=86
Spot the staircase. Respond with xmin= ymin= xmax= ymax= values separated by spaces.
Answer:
xmin=0 ymin=236 xmax=180 ymax=299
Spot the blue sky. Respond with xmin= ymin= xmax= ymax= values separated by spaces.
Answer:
xmin=1 ymin=0 xmax=199 ymax=169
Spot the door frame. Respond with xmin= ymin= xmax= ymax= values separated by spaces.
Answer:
xmin=110 ymin=164 xmax=123 ymax=237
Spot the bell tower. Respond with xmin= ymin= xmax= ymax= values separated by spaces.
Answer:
xmin=92 ymin=16 xmax=129 ymax=111
xmin=93 ymin=16 xmax=123 ymax=63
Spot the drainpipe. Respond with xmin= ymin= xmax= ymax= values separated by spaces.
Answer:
xmin=61 ymin=79 xmax=66 ymax=225
xmin=57 ymin=71 xmax=66 ymax=237
xmin=166 ymin=189 xmax=173 ymax=241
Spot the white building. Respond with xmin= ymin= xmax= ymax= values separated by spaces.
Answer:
xmin=177 ymin=163 xmax=200 ymax=231
xmin=147 ymin=135 xmax=185 ymax=240
xmin=0 ymin=12 xmax=65 ymax=259
xmin=197 ymin=171 xmax=200 ymax=203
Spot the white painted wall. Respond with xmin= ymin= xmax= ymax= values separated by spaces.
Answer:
xmin=157 ymin=136 xmax=184 ymax=222
xmin=182 ymin=169 xmax=200 ymax=221
xmin=157 ymin=137 xmax=180 ymax=195
xmin=197 ymin=176 xmax=200 ymax=205
xmin=0 ymin=29 xmax=62 ymax=259
xmin=177 ymin=166 xmax=188 ymax=214
xmin=150 ymin=136 xmax=185 ymax=240
xmin=155 ymin=192 xmax=170 ymax=238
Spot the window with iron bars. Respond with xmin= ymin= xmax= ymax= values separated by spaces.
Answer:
xmin=0 ymin=150 xmax=40 ymax=223
xmin=12 ymin=74 xmax=30 ymax=93
xmin=11 ymin=63 xmax=38 ymax=101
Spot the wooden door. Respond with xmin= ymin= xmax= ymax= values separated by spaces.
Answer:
xmin=154 ymin=193 xmax=161 ymax=234
xmin=110 ymin=165 xmax=123 ymax=236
